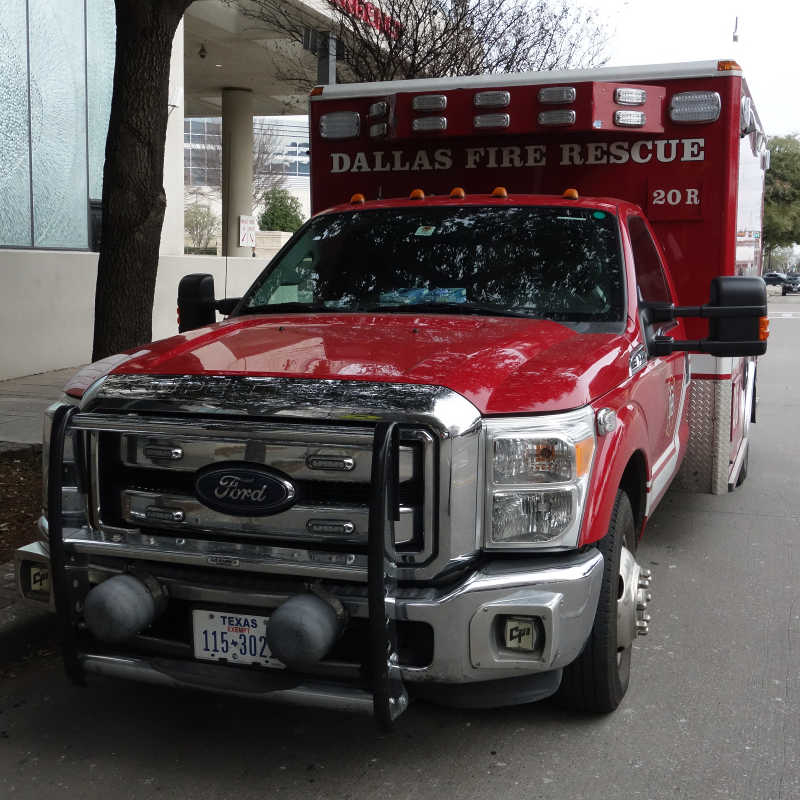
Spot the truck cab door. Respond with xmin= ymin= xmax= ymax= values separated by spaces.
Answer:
xmin=626 ymin=215 xmax=688 ymax=509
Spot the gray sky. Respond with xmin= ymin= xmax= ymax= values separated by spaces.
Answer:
xmin=591 ymin=0 xmax=800 ymax=136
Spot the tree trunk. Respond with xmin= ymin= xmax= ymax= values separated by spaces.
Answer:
xmin=92 ymin=0 xmax=192 ymax=361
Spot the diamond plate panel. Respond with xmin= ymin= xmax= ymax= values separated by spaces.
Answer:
xmin=675 ymin=378 xmax=732 ymax=494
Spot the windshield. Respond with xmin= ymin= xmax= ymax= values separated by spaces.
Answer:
xmin=239 ymin=205 xmax=625 ymax=322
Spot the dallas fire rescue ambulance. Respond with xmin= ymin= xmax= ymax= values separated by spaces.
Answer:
xmin=16 ymin=60 xmax=769 ymax=725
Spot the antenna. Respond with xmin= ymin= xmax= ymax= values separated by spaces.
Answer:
xmin=732 ymin=16 xmax=739 ymax=42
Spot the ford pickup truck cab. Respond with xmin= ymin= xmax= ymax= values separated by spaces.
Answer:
xmin=16 ymin=60 xmax=769 ymax=725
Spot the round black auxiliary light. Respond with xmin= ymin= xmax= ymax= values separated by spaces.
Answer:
xmin=266 ymin=593 xmax=346 ymax=669
xmin=83 ymin=573 xmax=167 ymax=643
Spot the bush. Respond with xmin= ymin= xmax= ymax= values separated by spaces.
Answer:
xmin=259 ymin=188 xmax=305 ymax=233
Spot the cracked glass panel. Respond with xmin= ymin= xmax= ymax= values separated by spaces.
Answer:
xmin=0 ymin=0 xmax=32 ymax=247
xmin=87 ymin=0 xmax=115 ymax=200
xmin=29 ymin=0 xmax=88 ymax=248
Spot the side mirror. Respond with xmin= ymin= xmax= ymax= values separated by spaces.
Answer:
xmin=178 ymin=273 xmax=216 ymax=333
xmin=644 ymin=276 xmax=768 ymax=357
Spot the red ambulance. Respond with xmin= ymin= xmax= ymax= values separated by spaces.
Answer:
xmin=17 ymin=60 xmax=769 ymax=724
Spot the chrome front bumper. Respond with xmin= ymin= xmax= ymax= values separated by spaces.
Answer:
xmin=16 ymin=539 xmax=603 ymax=693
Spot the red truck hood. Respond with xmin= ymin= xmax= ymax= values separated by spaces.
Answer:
xmin=115 ymin=314 xmax=632 ymax=415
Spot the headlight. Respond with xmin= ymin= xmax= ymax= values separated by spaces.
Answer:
xmin=484 ymin=408 xmax=595 ymax=550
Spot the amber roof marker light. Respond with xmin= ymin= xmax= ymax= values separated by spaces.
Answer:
xmin=490 ymin=187 xmax=508 ymax=198
xmin=562 ymin=188 xmax=579 ymax=199
xmin=350 ymin=193 xmax=366 ymax=205
xmin=717 ymin=60 xmax=742 ymax=71
xmin=409 ymin=188 xmax=425 ymax=199
xmin=450 ymin=187 xmax=466 ymax=198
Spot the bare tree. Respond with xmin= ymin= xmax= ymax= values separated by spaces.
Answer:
xmin=184 ymin=204 xmax=220 ymax=249
xmin=228 ymin=0 xmax=607 ymax=90
xmin=252 ymin=125 xmax=289 ymax=204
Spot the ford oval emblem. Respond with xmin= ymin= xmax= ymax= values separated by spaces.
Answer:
xmin=194 ymin=462 xmax=296 ymax=517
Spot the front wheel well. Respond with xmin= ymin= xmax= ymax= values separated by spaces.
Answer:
xmin=618 ymin=451 xmax=647 ymax=537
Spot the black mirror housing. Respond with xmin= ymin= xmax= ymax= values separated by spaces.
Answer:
xmin=708 ymin=276 xmax=767 ymax=350
xmin=644 ymin=275 xmax=767 ymax=358
xmin=178 ymin=273 xmax=216 ymax=333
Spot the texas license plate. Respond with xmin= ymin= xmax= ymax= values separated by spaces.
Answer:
xmin=192 ymin=610 xmax=284 ymax=669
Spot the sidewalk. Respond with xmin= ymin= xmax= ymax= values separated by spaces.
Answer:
xmin=0 ymin=367 xmax=80 ymax=447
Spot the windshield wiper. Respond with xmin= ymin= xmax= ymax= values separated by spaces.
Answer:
xmin=236 ymin=302 xmax=342 ymax=315
xmin=356 ymin=302 xmax=537 ymax=318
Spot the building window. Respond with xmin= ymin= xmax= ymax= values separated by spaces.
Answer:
xmin=0 ymin=0 xmax=114 ymax=250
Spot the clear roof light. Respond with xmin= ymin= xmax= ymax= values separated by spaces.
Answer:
xmin=369 ymin=101 xmax=388 ymax=119
xmin=474 ymin=90 xmax=510 ymax=108
xmin=614 ymin=87 xmax=646 ymax=106
xmin=474 ymin=113 xmax=510 ymax=129
xmin=369 ymin=122 xmax=388 ymax=138
xmin=412 ymin=116 xmax=447 ymax=132
xmin=669 ymin=91 xmax=721 ymax=124
xmin=412 ymin=94 xmax=447 ymax=111
xmin=538 ymin=110 xmax=576 ymax=126
xmin=320 ymin=111 xmax=360 ymax=139
xmin=538 ymin=86 xmax=576 ymax=104
xmin=614 ymin=110 xmax=646 ymax=127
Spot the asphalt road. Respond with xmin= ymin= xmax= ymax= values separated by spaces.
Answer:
xmin=2 ymin=299 xmax=799 ymax=800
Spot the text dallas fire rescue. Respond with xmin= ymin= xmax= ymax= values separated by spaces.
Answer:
xmin=330 ymin=138 xmax=706 ymax=173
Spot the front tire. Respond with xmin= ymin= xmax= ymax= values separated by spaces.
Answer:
xmin=555 ymin=490 xmax=643 ymax=712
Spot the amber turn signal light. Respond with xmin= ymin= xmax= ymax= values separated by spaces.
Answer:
xmin=759 ymin=317 xmax=770 ymax=341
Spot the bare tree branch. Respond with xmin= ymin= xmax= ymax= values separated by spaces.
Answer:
xmin=226 ymin=0 xmax=607 ymax=90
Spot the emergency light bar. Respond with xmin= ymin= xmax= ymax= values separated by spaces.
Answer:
xmin=614 ymin=87 xmax=647 ymax=105
xmin=370 ymin=122 xmax=388 ymax=138
xmin=669 ymin=91 xmax=721 ymax=124
xmin=538 ymin=110 xmax=575 ymax=126
xmin=614 ymin=110 xmax=646 ymax=127
xmin=412 ymin=117 xmax=447 ymax=132
xmin=320 ymin=111 xmax=360 ymax=139
xmin=369 ymin=101 xmax=388 ymax=119
xmin=474 ymin=90 xmax=510 ymax=108
xmin=538 ymin=86 xmax=576 ymax=104
xmin=474 ymin=113 xmax=510 ymax=129
xmin=413 ymin=94 xmax=447 ymax=111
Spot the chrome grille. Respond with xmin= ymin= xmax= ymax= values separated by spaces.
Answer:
xmin=74 ymin=415 xmax=436 ymax=559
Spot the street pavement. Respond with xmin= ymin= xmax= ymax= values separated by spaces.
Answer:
xmin=0 ymin=301 xmax=799 ymax=799
xmin=0 ymin=367 xmax=79 ymax=447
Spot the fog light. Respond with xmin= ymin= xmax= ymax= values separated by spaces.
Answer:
xmin=502 ymin=615 xmax=540 ymax=652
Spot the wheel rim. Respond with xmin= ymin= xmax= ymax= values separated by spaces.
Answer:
xmin=616 ymin=545 xmax=639 ymax=671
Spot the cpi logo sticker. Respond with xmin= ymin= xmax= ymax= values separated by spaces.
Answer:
xmin=194 ymin=462 xmax=296 ymax=517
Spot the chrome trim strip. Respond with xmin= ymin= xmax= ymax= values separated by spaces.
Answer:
xmin=65 ymin=527 xmax=368 ymax=580
xmin=84 ymin=374 xmax=482 ymax=437
xmin=120 ymin=489 xmax=416 ymax=546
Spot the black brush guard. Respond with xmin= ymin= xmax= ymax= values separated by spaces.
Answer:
xmin=48 ymin=407 xmax=410 ymax=727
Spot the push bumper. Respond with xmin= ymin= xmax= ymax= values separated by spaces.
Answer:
xmin=16 ymin=538 xmax=603 ymax=702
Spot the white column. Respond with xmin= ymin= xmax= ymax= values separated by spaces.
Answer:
xmin=160 ymin=19 xmax=185 ymax=256
xmin=221 ymin=87 xmax=253 ymax=257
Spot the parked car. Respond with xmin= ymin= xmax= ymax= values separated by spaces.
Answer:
xmin=763 ymin=272 xmax=788 ymax=286
xmin=782 ymin=274 xmax=800 ymax=295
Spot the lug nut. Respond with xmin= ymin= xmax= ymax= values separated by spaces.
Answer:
xmin=636 ymin=620 xmax=649 ymax=635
